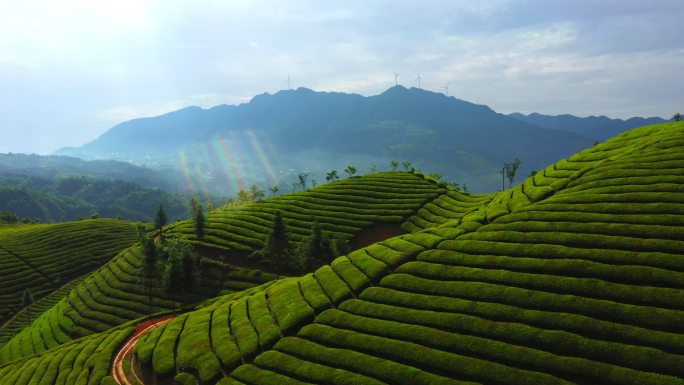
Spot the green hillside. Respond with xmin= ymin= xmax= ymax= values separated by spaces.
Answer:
xmin=133 ymin=121 xmax=684 ymax=385
xmin=0 ymin=122 xmax=682 ymax=385
xmin=168 ymin=171 xmax=444 ymax=251
xmin=0 ymin=171 xmax=443 ymax=365
xmin=0 ymin=274 xmax=89 ymax=347
xmin=0 ymin=220 xmax=138 ymax=325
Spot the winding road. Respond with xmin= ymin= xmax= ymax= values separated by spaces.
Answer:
xmin=112 ymin=315 xmax=175 ymax=385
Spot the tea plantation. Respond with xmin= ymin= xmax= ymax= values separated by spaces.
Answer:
xmin=0 ymin=171 xmax=445 ymax=370
xmin=0 ymin=219 xmax=138 ymax=326
xmin=1 ymin=122 xmax=683 ymax=384
xmin=133 ymin=122 xmax=684 ymax=385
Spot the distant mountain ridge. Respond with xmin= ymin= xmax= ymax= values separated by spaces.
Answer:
xmin=508 ymin=112 xmax=667 ymax=141
xmin=57 ymin=86 xmax=597 ymax=193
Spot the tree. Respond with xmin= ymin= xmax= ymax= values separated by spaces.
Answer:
xmin=369 ymin=165 xmax=378 ymax=173
xmin=269 ymin=186 xmax=279 ymax=196
xmin=326 ymin=170 xmax=339 ymax=182
xmin=160 ymin=238 xmax=200 ymax=312
xmin=332 ymin=233 xmax=349 ymax=256
xmin=402 ymin=161 xmax=412 ymax=171
xmin=137 ymin=225 xmax=159 ymax=318
xmin=194 ymin=202 xmax=206 ymax=242
xmin=390 ymin=160 xmax=399 ymax=171
xmin=21 ymin=288 xmax=34 ymax=326
xmin=504 ymin=158 xmax=522 ymax=189
xmin=674 ymin=113 xmax=682 ymax=122
xmin=262 ymin=211 xmax=295 ymax=278
xmin=290 ymin=181 xmax=299 ymax=192
xmin=250 ymin=184 xmax=265 ymax=201
xmin=190 ymin=197 xmax=200 ymax=214
xmin=237 ymin=189 xmax=251 ymax=203
xmin=0 ymin=211 xmax=18 ymax=224
xmin=298 ymin=172 xmax=310 ymax=190
xmin=344 ymin=165 xmax=357 ymax=178
xmin=154 ymin=204 xmax=167 ymax=241
xmin=299 ymin=220 xmax=336 ymax=271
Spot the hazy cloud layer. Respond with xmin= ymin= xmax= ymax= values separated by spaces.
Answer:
xmin=1 ymin=0 xmax=682 ymax=153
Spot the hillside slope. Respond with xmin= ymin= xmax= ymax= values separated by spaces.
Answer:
xmin=0 ymin=220 xmax=138 ymax=325
xmin=133 ymin=121 xmax=684 ymax=385
xmin=0 ymin=172 xmax=443 ymax=365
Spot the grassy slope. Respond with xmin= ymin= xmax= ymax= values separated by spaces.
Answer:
xmin=133 ymin=121 xmax=684 ymax=385
xmin=168 ymin=171 xmax=444 ymax=250
xmin=0 ymin=172 xmax=443 ymax=369
xmin=0 ymin=219 xmax=138 ymax=325
xmin=0 ymin=274 xmax=89 ymax=348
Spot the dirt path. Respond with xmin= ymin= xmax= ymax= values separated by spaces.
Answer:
xmin=112 ymin=315 xmax=176 ymax=385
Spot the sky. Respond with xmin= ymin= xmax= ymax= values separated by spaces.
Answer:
xmin=1 ymin=0 xmax=683 ymax=154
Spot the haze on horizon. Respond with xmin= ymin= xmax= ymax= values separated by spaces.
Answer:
xmin=1 ymin=0 xmax=683 ymax=154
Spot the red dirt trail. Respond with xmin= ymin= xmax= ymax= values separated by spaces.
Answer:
xmin=112 ymin=314 xmax=176 ymax=385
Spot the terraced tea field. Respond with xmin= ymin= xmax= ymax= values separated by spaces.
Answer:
xmin=0 ymin=219 xmax=138 ymax=325
xmin=0 ymin=172 xmax=444 ymax=367
xmin=132 ymin=122 xmax=684 ymax=385
xmin=169 ymin=172 xmax=445 ymax=251
xmin=0 ymin=122 xmax=683 ymax=384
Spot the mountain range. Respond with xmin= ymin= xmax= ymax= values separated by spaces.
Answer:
xmin=508 ymin=112 xmax=667 ymax=141
xmin=56 ymin=86 xmax=668 ymax=194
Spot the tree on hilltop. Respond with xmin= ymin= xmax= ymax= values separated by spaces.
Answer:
xmin=250 ymin=184 xmax=265 ymax=201
xmin=154 ymin=204 xmax=167 ymax=242
xmin=390 ymin=160 xmax=399 ymax=171
xmin=326 ymin=170 xmax=339 ymax=182
xmin=504 ymin=158 xmax=522 ymax=189
xmin=674 ymin=113 xmax=682 ymax=122
xmin=269 ymin=185 xmax=279 ymax=196
xmin=298 ymin=172 xmax=310 ymax=190
xmin=344 ymin=165 xmax=357 ymax=178
xmin=402 ymin=161 xmax=412 ymax=171
xmin=21 ymin=288 xmax=34 ymax=327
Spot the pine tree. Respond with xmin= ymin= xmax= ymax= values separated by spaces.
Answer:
xmin=154 ymin=204 xmax=168 ymax=241
xmin=300 ymin=220 xmax=336 ymax=271
xmin=137 ymin=225 xmax=158 ymax=318
xmin=332 ymin=233 xmax=349 ymax=256
xmin=21 ymin=288 xmax=34 ymax=326
xmin=262 ymin=211 xmax=294 ymax=278
xmin=191 ymin=198 xmax=206 ymax=242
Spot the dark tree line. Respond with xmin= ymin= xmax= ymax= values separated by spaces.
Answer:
xmin=254 ymin=211 xmax=349 ymax=278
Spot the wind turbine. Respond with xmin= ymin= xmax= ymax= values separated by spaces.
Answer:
xmin=416 ymin=72 xmax=422 ymax=88
xmin=393 ymin=71 xmax=399 ymax=86
xmin=443 ymin=84 xmax=449 ymax=96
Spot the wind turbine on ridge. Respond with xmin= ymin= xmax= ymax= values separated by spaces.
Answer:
xmin=393 ymin=71 xmax=399 ymax=86
xmin=443 ymin=84 xmax=449 ymax=96
xmin=416 ymin=72 xmax=422 ymax=88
